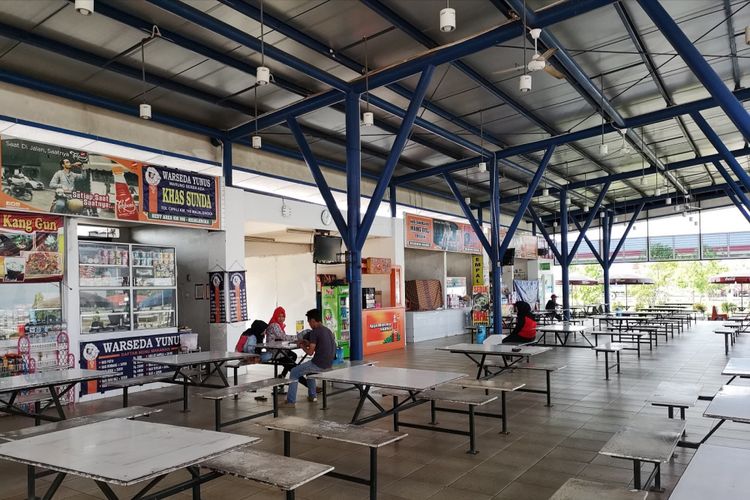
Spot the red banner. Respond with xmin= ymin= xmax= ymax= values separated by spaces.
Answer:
xmin=0 ymin=211 xmax=64 ymax=283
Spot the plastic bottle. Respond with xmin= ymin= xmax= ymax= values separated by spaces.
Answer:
xmin=111 ymin=166 xmax=139 ymax=220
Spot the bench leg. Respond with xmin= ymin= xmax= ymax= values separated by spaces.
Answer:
xmin=34 ymin=401 xmax=40 ymax=427
xmin=233 ymin=367 xmax=238 ymax=400
xmin=27 ymin=465 xmax=36 ymax=500
xmin=725 ymin=334 xmax=729 ymax=356
xmin=214 ymin=399 xmax=221 ymax=432
xmin=668 ymin=406 xmax=674 ymax=419
xmin=392 ymin=396 xmax=400 ymax=431
xmin=545 ymin=370 xmax=552 ymax=407
xmin=604 ymin=351 xmax=610 ymax=380
xmin=123 ymin=387 xmax=129 ymax=408
xmin=652 ymin=463 xmax=662 ymax=492
xmin=633 ymin=459 xmax=641 ymax=490
xmin=369 ymin=447 xmax=378 ymax=500
xmin=637 ymin=339 xmax=640 ymax=358
xmin=182 ymin=382 xmax=190 ymax=412
xmin=430 ymin=400 xmax=438 ymax=425
xmin=322 ymin=381 xmax=328 ymax=410
xmin=283 ymin=430 xmax=291 ymax=457
xmin=467 ymin=404 xmax=478 ymax=455
xmin=500 ymin=391 xmax=508 ymax=435
xmin=286 ymin=490 xmax=295 ymax=500
xmin=272 ymin=386 xmax=278 ymax=418
xmin=616 ymin=351 xmax=620 ymax=374
xmin=680 ymin=407 xmax=685 ymax=420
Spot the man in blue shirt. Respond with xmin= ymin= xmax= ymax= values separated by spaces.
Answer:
xmin=283 ymin=308 xmax=336 ymax=406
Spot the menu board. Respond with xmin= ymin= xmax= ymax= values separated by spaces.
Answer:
xmin=79 ymin=332 xmax=181 ymax=395
xmin=227 ymin=271 xmax=248 ymax=323
xmin=0 ymin=211 xmax=64 ymax=283
xmin=404 ymin=213 xmax=482 ymax=254
xmin=0 ymin=137 xmax=221 ymax=229
xmin=208 ymin=271 xmax=226 ymax=324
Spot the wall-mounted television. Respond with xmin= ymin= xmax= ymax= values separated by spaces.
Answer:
xmin=313 ymin=235 xmax=342 ymax=264
xmin=501 ymin=248 xmax=515 ymax=267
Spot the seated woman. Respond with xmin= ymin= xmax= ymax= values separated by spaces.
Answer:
xmin=502 ymin=301 xmax=537 ymax=344
xmin=264 ymin=306 xmax=297 ymax=378
xmin=239 ymin=319 xmax=272 ymax=362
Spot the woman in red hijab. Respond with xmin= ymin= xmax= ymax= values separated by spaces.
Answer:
xmin=264 ymin=306 xmax=297 ymax=379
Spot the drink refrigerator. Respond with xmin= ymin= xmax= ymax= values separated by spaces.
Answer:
xmin=321 ymin=285 xmax=350 ymax=358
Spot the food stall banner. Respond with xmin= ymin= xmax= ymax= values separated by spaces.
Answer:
xmin=208 ymin=270 xmax=248 ymax=323
xmin=208 ymin=271 xmax=226 ymax=324
xmin=404 ymin=213 xmax=482 ymax=254
xmin=0 ymin=137 xmax=221 ymax=229
xmin=362 ymin=308 xmax=405 ymax=355
xmin=227 ymin=271 xmax=248 ymax=323
xmin=472 ymin=255 xmax=484 ymax=286
xmin=0 ymin=211 xmax=63 ymax=283
xmin=79 ymin=333 xmax=181 ymax=395
xmin=472 ymin=285 xmax=490 ymax=325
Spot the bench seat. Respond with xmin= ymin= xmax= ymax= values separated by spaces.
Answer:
xmin=108 ymin=372 xmax=181 ymax=408
xmin=202 ymin=448 xmax=332 ymax=496
xmin=199 ymin=378 xmax=291 ymax=431
xmin=481 ymin=362 xmax=565 ymax=407
xmin=550 ymin=478 xmax=647 ymax=500
xmin=593 ymin=343 xmax=624 ymax=380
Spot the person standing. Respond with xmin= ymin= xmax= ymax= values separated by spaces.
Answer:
xmin=283 ymin=308 xmax=336 ymax=406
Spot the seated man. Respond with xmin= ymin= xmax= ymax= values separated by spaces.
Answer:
xmin=545 ymin=294 xmax=563 ymax=321
xmin=283 ymin=308 xmax=336 ymax=406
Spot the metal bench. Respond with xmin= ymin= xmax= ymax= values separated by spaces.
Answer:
xmin=199 ymin=377 xmax=291 ymax=430
xmin=599 ymin=417 xmax=686 ymax=491
xmin=589 ymin=330 xmax=650 ymax=356
xmin=201 ymin=448 xmax=333 ymax=500
xmin=483 ymin=362 xmax=566 ymax=406
xmin=108 ymin=372 xmax=179 ymax=408
xmin=593 ymin=343 xmax=624 ymax=380
xmin=714 ymin=328 xmax=736 ymax=355
xmin=550 ymin=478 xmax=647 ymax=500
xmin=0 ymin=406 xmax=161 ymax=441
xmin=377 ymin=387 xmax=500 ymax=454
xmin=255 ymin=415 xmax=406 ymax=500
xmin=452 ymin=379 xmax=525 ymax=434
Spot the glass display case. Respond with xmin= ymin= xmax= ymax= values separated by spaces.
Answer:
xmin=78 ymin=242 xmax=176 ymax=335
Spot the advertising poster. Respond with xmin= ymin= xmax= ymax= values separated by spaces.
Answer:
xmin=227 ymin=271 xmax=248 ymax=323
xmin=362 ymin=308 xmax=405 ymax=355
xmin=472 ymin=285 xmax=490 ymax=325
xmin=0 ymin=211 xmax=64 ymax=283
xmin=472 ymin=255 xmax=484 ymax=286
xmin=515 ymin=234 xmax=540 ymax=259
xmin=208 ymin=271 xmax=226 ymax=324
xmin=404 ymin=213 xmax=482 ymax=254
xmin=0 ymin=137 xmax=221 ymax=229
xmin=79 ymin=332 xmax=180 ymax=395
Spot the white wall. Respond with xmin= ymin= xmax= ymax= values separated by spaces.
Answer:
xmin=245 ymin=253 xmax=316 ymax=332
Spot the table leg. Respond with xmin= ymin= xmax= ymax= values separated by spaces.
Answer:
xmin=284 ymin=430 xmax=291 ymax=456
xmin=321 ymin=381 xmax=328 ymax=410
xmin=545 ymin=370 xmax=552 ymax=407
xmin=369 ymin=448 xmax=378 ymax=500
xmin=46 ymin=385 xmax=66 ymax=421
xmin=392 ymin=396 xmax=399 ymax=431
xmin=188 ymin=466 xmax=202 ymax=500
xmin=214 ymin=399 xmax=221 ymax=431
xmin=633 ymin=459 xmax=641 ymax=490
xmin=500 ymin=391 xmax=508 ymax=434
xmin=467 ymin=404 xmax=478 ymax=455
xmin=286 ymin=491 xmax=295 ymax=500
xmin=27 ymin=465 xmax=37 ymax=500
xmin=272 ymin=386 xmax=279 ymax=417
xmin=604 ymin=351 xmax=610 ymax=380
xmin=616 ymin=351 xmax=620 ymax=374
xmin=430 ymin=400 xmax=438 ymax=425
xmin=214 ymin=362 xmax=230 ymax=387
xmin=351 ymin=385 xmax=371 ymax=423
xmin=668 ymin=406 xmax=674 ymax=419
xmin=182 ymin=381 xmax=190 ymax=412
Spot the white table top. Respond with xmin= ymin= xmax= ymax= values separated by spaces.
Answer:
xmin=669 ymin=444 xmax=750 ymax=500
xmin=309 ymin=365 xmax=466 ymax=391
xmin=134 ymin=351 xmax=254 ymax=367
xmin=647 ymin=382 xmax=702 ymax=407
xmin=536 ymin=323 xmax=589 ymax=333
xmin=437 ymin=343 xmax=551 ymax=356
xmin=550 ymin=478 xmax=647 ymax=500
xmin=704 ymin=385 xmax=750 ymax=423
xmin=0 ymin=369 xmax=109 ymax=394
xmin=256 ymin=415 xmax=407 ymax=447
xmin=256 ymin=341 xmax=299 ymax=350
xmin=590 ymin=315 xmax=651 ymax=321
xmin=0 ymin=419 xmax=256 ymax=486
xmin=722 ymin=358 xmax=750 ymax=376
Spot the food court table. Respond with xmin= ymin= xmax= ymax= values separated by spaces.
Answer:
xmin=722 ymin=357 xmax=750 ymax=384
xmin=0 ymin=369 xmax=111 ymax=423
xmin=436 ymin=343 xmax=551 ymax=379
xmin=256 ymin=341 xmax=307 ymax=377
xmin=0 ymin=418 xmax=257 ymax=500
xmin=309 ymin=365 xmax=466 ymax=425
xmin=681 ymin=384 xmax=750 ymax=448
xmin=536 ymin=323 xmax=591 ymax=347
xmin=134 ymin=351 xmax=255 ymax=411
xmin=669 ymin=443 xmax=750 ymax=499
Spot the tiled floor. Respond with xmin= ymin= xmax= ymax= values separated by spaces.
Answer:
xmin=1 ymin=319 xmax=749 ymax=499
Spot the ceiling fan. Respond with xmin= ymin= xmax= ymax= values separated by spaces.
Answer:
xmin=494 ymin=28 xmax=564 ymax=80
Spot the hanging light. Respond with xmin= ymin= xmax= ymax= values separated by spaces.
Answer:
xmin=256 ymin=66 xmax=270 ymax=85
xmin=440 ymin=2 xmax=456 ymax=32
xmin=583 ymin=204 xmax=590 ymax=213
xmin=665 ymin=197 xmax=672 ymax=205
xmin=542 ymin=187 xmax=550 ymax=197
xmin=139 ymin=103 xmax=152 ymax=120
xmin=75 ymin=0 xmax=94 ymax=15
xmin=464 ymin=196 xmax=471 ymax=205
xmin=655 ymin=187 xmax=661 ymax=197
xmin=477 ymin=161 xmax=487 ymax=173
xmin=362 ymin=111 xmax=374 ymax=127
xmin=599 ymin=143 xmax=609 ymax=156
xmin=251 ymin=135 xmax=262 ymax=149
xmin=519 ymin=74 xmax=532 ymax=93
xmin=553 ymin=220 xmax=558 ymax=228
xmin=138 ymin=28 xmax=160 ymax=120
xmin=256 ymin=0 xmax=271 ymax=85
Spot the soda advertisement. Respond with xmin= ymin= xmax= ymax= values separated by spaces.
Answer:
xmin=404 ymin=213 xmax=482 ymax=254
xmin=79 ymin=332 xmax=180 ymax=395
xmin=362 ymin=308 xmax=405 ymax=355
xmin=0 ymin=211 xmax=64 ymax=283
xmin=0 ymin=137 xmax=221 ymax=229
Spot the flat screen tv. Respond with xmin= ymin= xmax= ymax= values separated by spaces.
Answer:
xmin=313 ymin=235 xmax=342 ymax=264
xmin=501 ymin=248 xmax=515 ymax=267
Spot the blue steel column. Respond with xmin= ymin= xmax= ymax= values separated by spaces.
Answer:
xmin=490 ymin=158 xmax=502 ymax=336
xmin=559 ymin=192 xmax=570 ymax=320
xmin=222 ymin=139 xmax=233 ymax=187
xmin=389 ymin=184 xmax=397 ymax=218
xmin=345 ymin=92 xmax=363 ymax=361
xmin=602 ymin=213 xmax=612 ymax=313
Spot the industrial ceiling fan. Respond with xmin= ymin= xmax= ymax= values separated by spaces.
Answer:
xmin=494 ymin=28 xmax=563 ymax=80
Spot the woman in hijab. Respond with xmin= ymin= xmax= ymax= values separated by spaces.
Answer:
xmin=502 ymin=301 xmax=537 ymax=344
xmin=264 ymin=306 xmax=297 ymax=378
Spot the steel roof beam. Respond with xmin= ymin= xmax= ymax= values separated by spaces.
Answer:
xmin=614 ymin=1 xmax=713 ymax=185
xmin=394 ymin=86 xmax=750 ymax=184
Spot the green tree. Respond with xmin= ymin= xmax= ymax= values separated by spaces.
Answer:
xmin=570 ymin=264 xmax=604 ymax=306
xmin=649 ymin=242 xmax=674 ymax=261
